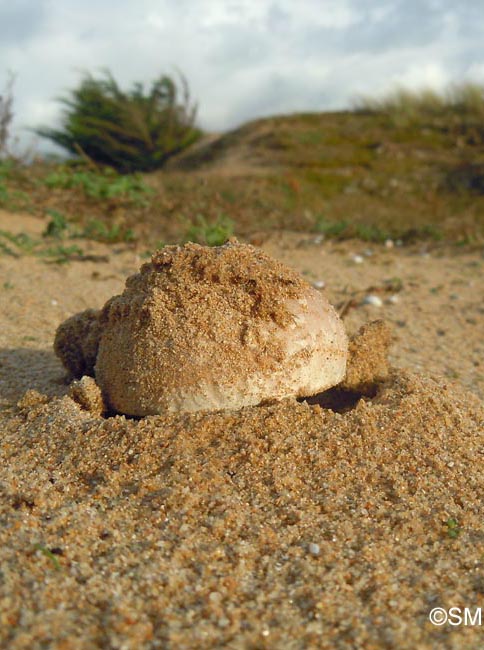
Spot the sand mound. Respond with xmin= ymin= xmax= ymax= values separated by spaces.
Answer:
xmin=1 ymin=368 xmax=482 ymax=649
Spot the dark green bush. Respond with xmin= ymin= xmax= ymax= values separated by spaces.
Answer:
xmin=35 ymin=71 xmax=203 ymax=173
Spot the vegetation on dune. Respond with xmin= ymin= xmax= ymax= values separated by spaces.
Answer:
xmin=354 ymin=83 xmax=484 ymax=127
xmin=1 ymin=77 xmax=484 ymax=249
xmin=160 ymin=84 xmax=484 ymax=244
xmin=41 ymin=163 xmax=153 ymax=205
xmin=34 ymin=71 xmax=203 ymax=173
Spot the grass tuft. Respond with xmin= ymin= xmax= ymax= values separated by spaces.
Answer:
xmin=81 ymin=219 xmax=135 ymax=243
xmin=185 ymin=214 xmax=234 ymax=246
xmin=353 ymin=82 xmax=484 ymax=124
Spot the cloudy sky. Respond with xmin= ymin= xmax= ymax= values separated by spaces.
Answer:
xmin=1 ymin=0 xmax=483 ymax=152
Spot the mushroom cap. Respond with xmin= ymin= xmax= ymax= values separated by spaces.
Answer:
xmin=94 ymin=240 xmax=348 ymax=415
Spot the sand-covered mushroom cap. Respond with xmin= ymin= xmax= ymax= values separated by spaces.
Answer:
xmin=91 ymin=240 xmax=348 ymax=416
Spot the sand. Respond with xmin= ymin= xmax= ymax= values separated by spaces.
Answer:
xmin=0 ymin=212 xmax=483 ymax=649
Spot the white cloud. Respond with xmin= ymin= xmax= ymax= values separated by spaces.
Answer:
xmin=466 ymin=62 xmax=484 ymax=81
xmin=393 ymin=62 xmax=449 ymax=91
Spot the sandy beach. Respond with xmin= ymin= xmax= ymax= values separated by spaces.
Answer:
xmin=1 ymin=212 xmax=483 ymax=649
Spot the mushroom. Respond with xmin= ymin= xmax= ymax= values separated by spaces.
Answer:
xmin=55 ymin=240 xmax=348 ymax=416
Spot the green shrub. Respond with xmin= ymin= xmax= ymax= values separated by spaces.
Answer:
xmin=35 ymin=71 xmax=202 ymax=173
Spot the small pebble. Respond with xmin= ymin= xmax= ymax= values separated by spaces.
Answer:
xmin=51 ymin=299 xmax=59 ymax=306
xmin=312 ymin=280 xmax=326 ymax=290
xmin=385 ymin=239 xmax=394 ymax=249
xmin=352 ymin=254 xmax=364 ymax=264
xmin=308 ymin=543 xmax=320 ymax=556
xmin=388 ymin=295 xmax=400 ymax=304
xmin=362 ymin=295 xmax=383 ymax=307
